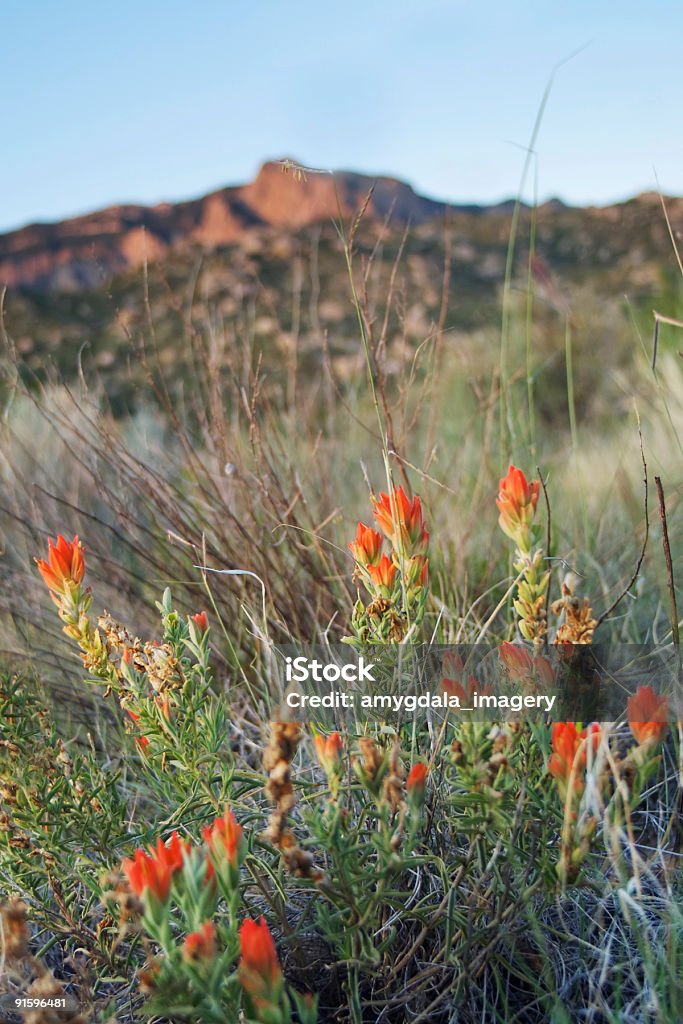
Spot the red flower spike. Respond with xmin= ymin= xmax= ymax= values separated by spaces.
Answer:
xmin=441 ymin=674 xmax=486 ymax=704
xmin=499 ymin=641 xmax=534 ymax=680
xmin=548 ymin=722 xmax=601 ymax=800
xmin=499 ymin=642 xmax=554 ymax=689
xmin=127 ymin=710 xmax=150 ymax=751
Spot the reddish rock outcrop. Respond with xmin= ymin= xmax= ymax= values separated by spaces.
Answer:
xmin=0 ymin=160 xmax=449 ymax=291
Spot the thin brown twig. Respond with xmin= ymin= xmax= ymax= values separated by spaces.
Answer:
xmin=654 ymin=475 xmax=681 ymax=682
xmin=537 ymin=466 xmax=552 ymax=644
xmin=595 ymin=424 xmax=649 ymax=629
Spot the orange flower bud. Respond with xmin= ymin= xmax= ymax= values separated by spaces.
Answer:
xmin=239 ymin=917 xmax=282 ymax=1008
xmin=314 ymin=731 xmax=343 ymax=778
xmin=202 ymin=807 xmax=244 ymax=869
xmin=498 ymin=641 xmax=534 ymax=679
xmin=441 ymin=673 xmax=483 ymax=704
xmin=627 ymin=685 xmax=669 ymax=747
xmin=182 ymin=921 xmax=216 ymax=961
xmin=548 ymin=721 xmax=601 ymax=800
xmin=367 ymin=553 xmax=397 ymax=591
xmin=499 ymin=642 xmax=554 ymax=689
xmin=496 ymin=465 xmax=540 ymax=549
xmin=127 ymin=710 xmax=150 ymax=751
xmin=348 ymin=523 xmax=383 ymax=567
xmin=406 ymin=762 xmax=428 ymax=803
xmin=35 ymin=535 xmax=86 ymax=601
xmin=122 ymin=831 xmax=189 ymax=903
xmin=191 ymin=611 xmax=209 ymax=632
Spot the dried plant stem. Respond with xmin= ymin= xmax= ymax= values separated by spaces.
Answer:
xmin=654 ymin=475 xmax=681 ymax=681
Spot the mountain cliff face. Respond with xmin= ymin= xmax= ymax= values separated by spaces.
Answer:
xmin=0 ymin=161 xmax=456 ymax=290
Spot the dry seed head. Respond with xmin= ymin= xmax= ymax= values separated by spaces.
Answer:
xmin=358 ymin=737 xmax=384 ymax=781
xmin=0 ymin=780 xmax=18 ymax=805
xmin=143 ymin=642 xmax=181 ymax=693
xmin=136 ymin=960 xmax=161 ymax=994
xmin=0 ymin=739 xmax=21 ymax=759
xmin=25 ymin=974 xmax=87 ymax=1024
xmin=98 ymin=612 xmax=133 ymax=651
xmin=450 ymin=740 xmax=465 ymax=765
xmin=382 ymin=742 xmax=405 ymax=811
xmin=551 ymin=575 xmax=597 ymax=645
xmin=9 ymin=835 xmax=32 ymax=850
xmin=366 ymin=596 xmax=392 ymax=620
xmin=263 ymin=721 xmax=302 ymax=771
xmin=1 ymin=898 xmax=30 ymax=960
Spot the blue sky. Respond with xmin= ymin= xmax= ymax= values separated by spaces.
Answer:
xmin=2 ymin=1 xmax=682 ymax=232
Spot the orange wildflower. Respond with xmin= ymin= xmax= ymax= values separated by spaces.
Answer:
xmin=496 ymin=465 xmax=540 ymax=549
xmin=239 ymin=917 xmax=282 ymax=1007
xmin=314 ymin=731 xmax=343 ymax=777
xmin=548 ymin=721 xmax=601 ymax=800
xmin=627 ymin=685 xmax=669 ymax=747
xmin=406 ymin=762 xmax=428 ymax=802
xmin=499 ymin=642 xmax=554 ymax=689
xmin=372 ymin=485 xmax=429 ymax=557
xmin=367 ymin=553 xmax=397 ymax=591
xmin=191 ymin=611 xmax=209 ymax=632
xmin=122 ymin=831 xmax=189 ymax=903
xmin=348 ymin=523 xmax=383 ymax=567
xmin=202 ymin=807 xmax=244 ymax=868
xmin=441 ymin=651 xmax=490 ymax=704
xmin=35 ymin=534 xmax=86 ymax=600
xmin=441 ymin=673 xmax=481 ymax=704
xmin=127 ymin=710 xmax=150 ymax=751
xmin=182 ymin=921 xmax=217 ymax=961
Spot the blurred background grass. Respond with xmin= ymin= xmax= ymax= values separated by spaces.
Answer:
xmin=1 ymin=190 xmax=682 ymax=710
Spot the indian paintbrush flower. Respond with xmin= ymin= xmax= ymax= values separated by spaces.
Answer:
xmin=498 ymin=642 xmax=554 ymax=689
xmin=367 ymin=553 xmax=398 ymax=592
xmin=191 ymin=610 xmax=210 ymax=632
xmin=127 ymin=710 xmax=150 ymax=751
xmin=203 ymin=807 xmax=244 ymax=867
xmin=548 ymin=721 xmax=601 ymax=801
xmin=406 ymin=762 xmax=428 ymax=806
xmin=122 ymin=832 xmax=189 ymax=903
xmin=496 ymin=467 xmax=548 ymax=644
xmin=35 ymin=534 xmax=86 ymax=604
xmin=372 ymin=485 xmax=429 ymax=558
xmin=627 ymin=685 xmax=669 ymax=747
xmin=496 ymin=465 xmax=540 ymax=551
xmin=238 ymin=916 xmax=283 ymax=1016
xmin=182 ymin=921 xmax=217 ymax=962
xmin=314 ymin=731 xmax=343 ymax=778
xmin=348 ymin=523 xmax=383 ymax=567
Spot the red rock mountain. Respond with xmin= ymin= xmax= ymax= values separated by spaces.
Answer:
xmin=0 ymin=160 xmax=457 ymax=291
